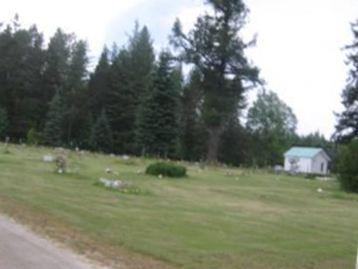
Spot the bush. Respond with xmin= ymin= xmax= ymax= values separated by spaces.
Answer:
xmin=337 ymin=140 xmax=358 ymax=193
xmin=146 ymin=162 xmax=187 ymax=178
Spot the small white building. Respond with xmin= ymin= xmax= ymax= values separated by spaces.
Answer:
xmin=284 ymin=147 xmax=331 ymax=175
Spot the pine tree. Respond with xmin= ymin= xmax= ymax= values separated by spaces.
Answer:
xmin=108 ymin=23 xmax=155 ymax=154
xmin=43 ymin=91 xmax=65 ymax=147
xmin=335 ymin=21 xmax=358 ymax=142
xmin=90 ymin=110 xmax=113 ymax=153
xmin=180 ymin=69 xmax=207 ymax=161
xmin=136 ymin=52 xmax=181 ymax=158
xmin=88 ymin=46 xmax=111 ymax=115
xmin=171 ymin=0 xmax=260 ymax=162
xmin=63 ymin=39 xmax=89 ymax=146
xmin=42 ymin=28 xmax=72 ymax=101
xmin=0 ymin=18 xmax=45 ymax=139
xmin=0 ymin=106 xmax=8 ymax=139
xmin=219 ymin=117 xmax=250 ymax=166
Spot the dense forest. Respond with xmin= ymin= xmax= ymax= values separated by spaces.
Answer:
xmin=0 ymin=6 xmax=338 ymax=167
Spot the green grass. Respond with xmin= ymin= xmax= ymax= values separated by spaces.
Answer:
xmin=0 ymin=143 xmax=357 ymax=269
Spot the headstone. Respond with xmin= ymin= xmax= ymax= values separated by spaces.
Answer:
xmin=43 ymin=155 xmax=55 ymax=163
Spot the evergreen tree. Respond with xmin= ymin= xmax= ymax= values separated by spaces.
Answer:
xmin=180 ymin=69 xmax=207 ymax=161
xmin=67 ymin=40 xmax=88 ymax=92
xmin=337 ymin=139 xmax=358 ymax=193
xmin=219 ymin=116 xmax=250 ymax=167
xmin=0 ymin=18 xmax=45 ymax=139
xmin=90 ymin=110 xmax=113 ymax=153
xmin=63 ymin=39 xmax=89 ymax=146
xmin=0 ymin=106 xmax=8 ymax=139
xmin=43 ymin=91 xmax=65 ymax=146
xmin=335 ymin=21 xmax=358 ymax=142
xmin=296 ymin=132 xmax=330 ymax=148
xmin=42 ymin=28 xmax=72 ymax=101
xmin=108 ymin=23 xmax=155 ymax=154
xmin=136 ymin=52 xmax=181 ymax=158
xmin=88 ymin=46 xmax=111 ymax=115
xmin=171 ymin=0 xmax=260 ymax=162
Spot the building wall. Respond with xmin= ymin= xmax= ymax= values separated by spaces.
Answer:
xmin=311 ymin=152 xmax=329 ymax=175
xmin=284 ymin=157 xmax=312 ymax=173
xmin=297 ymin=158 xmax=312 ymax=173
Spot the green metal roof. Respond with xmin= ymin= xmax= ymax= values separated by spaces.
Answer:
xmin=284 ymin=147 xmax=323 ymax=158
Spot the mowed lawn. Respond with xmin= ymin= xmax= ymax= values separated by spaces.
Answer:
xmin=0 ymin=144 xmax=357 ymax=269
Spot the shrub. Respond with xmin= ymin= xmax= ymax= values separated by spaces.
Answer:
xmin=337 ymin=140 xmax=358 ymax=193
xmin=146 ymin=162 xmax=187 ymax=178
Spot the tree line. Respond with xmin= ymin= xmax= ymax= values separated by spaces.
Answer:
xmin=0 ymin=0 xmax=348 ymax=168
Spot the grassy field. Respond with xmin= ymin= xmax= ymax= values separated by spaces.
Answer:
xmin=0 ymin=143 xmax=357 ymax=269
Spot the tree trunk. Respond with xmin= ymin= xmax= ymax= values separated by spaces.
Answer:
xmin=206 ymin=126 xmax=223 ymax=163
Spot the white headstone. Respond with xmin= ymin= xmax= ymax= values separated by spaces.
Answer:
xmin=43 ymin=155 xmax=54 ymax=163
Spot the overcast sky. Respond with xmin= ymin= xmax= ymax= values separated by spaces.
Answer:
xmin=1 ymin=0 xmax=358 ymax=138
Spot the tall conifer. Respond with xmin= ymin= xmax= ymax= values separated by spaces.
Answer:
xmin=136 ymin=52 xmax=180 ymax=158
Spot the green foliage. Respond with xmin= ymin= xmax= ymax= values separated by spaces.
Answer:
xmin=219 ymin=117 xmax=250 ymax=166
xmin=90 ymin=110 xmax=113 ymax=153
xmin=26 ymin=128 xmax=40 ymax=145
xmin=335 ymin=22 xmax=358 ymax=141
xmin=88 ymin=47 xmax=111 ymax=115
xmin=108 ymin=23 xmax=155 ymax=154
xmin=180 ymin=69 xmax=207 ymax=161
xmin=296 ymin=132 xmax=328 ymax=148
xmin=0 ymin=17 xmax=45 ymax=139
xmin=62 ymin=39 xmax=89 ymax=146
xmin=337 ymin=140 xmax=358 ymax=192
xmin=171 ymin=0 xmax=259 ymax=161
xmin=43 ymin=92 xmax=65 ymax=147
xmin=0 ymin=107 xmax=8 ymax=138
xmin=246 ymin=90 xmax=297 ymax=166
xmin=146 ymin=162 xmax=187 ymax=178
xmin=136 ymin=52 xmax=181 ymax=158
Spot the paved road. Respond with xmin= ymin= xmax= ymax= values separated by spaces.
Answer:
xmin=0 ymin=215 xmax=100 ymax=269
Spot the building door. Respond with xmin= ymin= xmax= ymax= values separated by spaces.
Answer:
xmin=321 ymin=162 xmax=325 ymax=173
